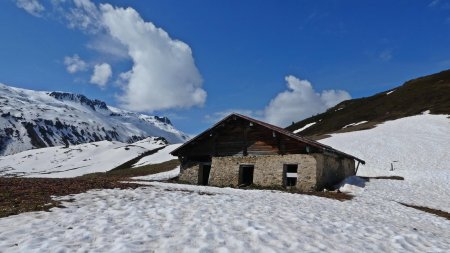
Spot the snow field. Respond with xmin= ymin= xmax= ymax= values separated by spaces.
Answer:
xmin=0 ymin=183 xmax=449 ymax=252
xmin=321 ymin=113 xmax=450 ymax=174
xmin=131 ymin=166 xmax=180 ymax=181
xmin=132 ymin=143 xmax=182 ymax=168
xmin=320 ymin=113 xmax=450 ymax=212
xmin=0 ymin=137 xmax=167 ymax=178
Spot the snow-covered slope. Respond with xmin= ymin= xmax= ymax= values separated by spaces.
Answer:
xmin=0 ymin=183 xmax=449 ymax=252
xmin=131 ymin=166 xmax=180 ymax=181
xmin=319 ymin=113 xmax=450 ymax=175
xmin=0 ymin=137 xmax=167 ymax=178
xmin=0 ymin=83 xmax=189 ymax=156
xmin=320 ymin=113 xmax=450 ymax=212
xmin=132 ymin=143 xmax=182 ymax=168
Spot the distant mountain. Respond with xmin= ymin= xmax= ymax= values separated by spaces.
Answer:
xmin=286 ymin=69 xmax=450 ymax=138
xmin=0 ymin=83 xmax=189 ymax=156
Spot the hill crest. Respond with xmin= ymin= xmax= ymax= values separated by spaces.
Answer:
xmin=286 ymin=69 xmax=450 ymax=138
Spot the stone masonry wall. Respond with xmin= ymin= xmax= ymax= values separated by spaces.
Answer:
xmin=314 ymin=153 xmax=355 ymax=189
xmin=342 ymin=158 xmax=356 ymax=177
xmin=178 ymin=161 xmax=200 ymax=184
xmin=208 ymin=154 xmax=318 ymax=191
xmin=177 ymin=153 xmax=356 ymax=191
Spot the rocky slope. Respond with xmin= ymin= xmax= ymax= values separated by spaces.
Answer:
xmin=0 ymin=83 xmax=189 ymax=155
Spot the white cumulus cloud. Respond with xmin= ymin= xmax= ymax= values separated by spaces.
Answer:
xmin=65 ymin=0 xmax=102 ymax=32
xmin=21 ymin=0 xmax=207 ymax=112
xmin=64 ymin=54 xmax=88 ymax=73
xmin=86 ymin=34 xmax=128 ymax=60
xmin=90 ymin=63 xmax=112 ymax=87
xmin=100 ymin=4 xmax=206 ymax=111
xmin=206 ymin=75 xmax=350 ymax=127
xmin=263 ymin=75 xmax=351 ymax=127
xmin=15 ymin=0 xmax=45 ymax=17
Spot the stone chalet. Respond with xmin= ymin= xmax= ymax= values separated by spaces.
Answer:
xmin=171 ymin=113 xmax=365 ymax=191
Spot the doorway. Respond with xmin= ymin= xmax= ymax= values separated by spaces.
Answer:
xmin=198 ymin=164 xmax=211 ymax=185
xmin=239 ymin=165 xmax=254 ymax=186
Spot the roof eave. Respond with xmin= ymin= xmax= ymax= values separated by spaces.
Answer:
xmin=171 ymin=113 xmax=366 ymax=164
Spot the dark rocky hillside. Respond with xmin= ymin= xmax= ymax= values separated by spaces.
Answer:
xmin=286 ymin=69 xmax=450 ymax=138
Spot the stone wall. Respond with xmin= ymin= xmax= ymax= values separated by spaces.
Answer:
xmin=178 ymin=161 xmax=200 ymax=184
xmin=342 ymin=158 xmax=356 ymax=177
xmin=314 ymin=153 xmax=355 ymax=189
xmin=208 ymin=154 xmax=318 ymax=191
xmin=178 ymin=153 xmax=356 ymax=191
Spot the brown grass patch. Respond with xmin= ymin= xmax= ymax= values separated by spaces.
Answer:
xmin=244 ymin=185 xmax=353 ymax=201
xmin=0 ymin=159 xmax=179 ymax=218
xmin=400 ymin=203 xmax=450 ymax=221
xmin=160 ymin=182 xmax=352 ymax=200
xmin=303 ymin=191 xmax=353 ymax=201
xmin=0 ymin=177 xmax=141 ymax=218
xmin=361 ymin=176 xmax=404 ymax=181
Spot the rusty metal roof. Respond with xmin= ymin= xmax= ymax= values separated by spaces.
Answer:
xmin=171 ymin=113 xmax=365 ymax=164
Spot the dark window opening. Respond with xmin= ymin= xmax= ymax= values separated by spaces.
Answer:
xmin=239 ymin=165 xmax=254 ymax=187
xmin=198 ymin=164 xmax=211 ymax=185
xmin=283 ymin=164 xmax=298 ymax=187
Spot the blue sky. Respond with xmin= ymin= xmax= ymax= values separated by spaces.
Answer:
xmin=1 ymin=0 xmax=450 ymax=134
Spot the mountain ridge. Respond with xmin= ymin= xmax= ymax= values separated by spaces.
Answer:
xmin=286 ymin=69 xmax=450 ymax=138
xmin=0 ymin=83 xmax=188 ymax=156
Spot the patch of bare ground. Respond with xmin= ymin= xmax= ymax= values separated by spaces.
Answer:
xmin=166 ymin=180 xmax=353 ymax=201
xmin=0 ymin=177 xmax=142 ymax=218
xmin=399 ymin=203 xmax=450 ymax=221
xmin=244 ymin=185 xmax=353 ymax=201
xmin=361 ymin=176 xmax=404 ymax=181
xmin=0 ymin=159 xmax=179 ymax=218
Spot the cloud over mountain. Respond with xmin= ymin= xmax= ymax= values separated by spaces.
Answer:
xmin=17 ymin=0 xmax=206 ymax=112
xmin=206 ymin=75 xmax=351 ymax=127
xmin=264 ymin=75 xmax=351 ymax=126
xmin=90 ymin=63 xmax=112 ymax=87
xmin=64 ymin=54 xmax=88 ymax=74
xmin=100 ymin=4 xmax=206 ymax=111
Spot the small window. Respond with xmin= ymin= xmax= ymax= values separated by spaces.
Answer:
xmin=239 ymin=165 xmax=254 ymax=187
xmin=284 ymin=164 xmax=298 ymax=187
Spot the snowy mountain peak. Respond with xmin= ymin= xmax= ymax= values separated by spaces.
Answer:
xmin=48 ymin=92 xmax=108 ymax=111
xmin=0 ymin=83 xmax=189 ymax=156
xmin=154 ymin=116 xmax=172 ymax=125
